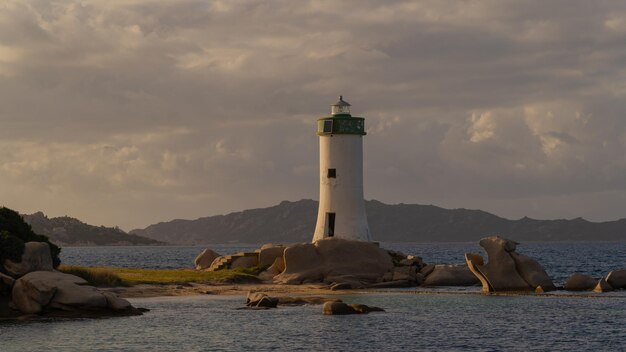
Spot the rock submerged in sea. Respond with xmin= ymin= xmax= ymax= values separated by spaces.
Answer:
xmin=606 ymin=269 xmax=626 ymax=289
xmin=464 ymin=236 xmax=556 ymax=293
xmin=564 ymin=273 xmax=597 ymax=291
xmin=245 ymin=292 xmax=279 ymax=308
xmin=322 ymin=301 xmax=384 ymax=315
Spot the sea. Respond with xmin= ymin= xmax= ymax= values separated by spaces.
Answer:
xmin=2 ymin=241 xmax=625 ymax=351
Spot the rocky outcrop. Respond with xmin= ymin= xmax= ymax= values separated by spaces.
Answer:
xmin=245 ymin=292 xmax=278 ymax=308
xmin=194 ymin=248 xmax=221 ymax=270
xmin=606 ymin=269 xmax=626 ymax=289
xmin=258 ymin=244 xmax=286 ymax=267
xmin=465 ymin=236 xmax=555 ymax=292
xmin=564 ymin=273 xmax=597 ymax=291
xmin=10 ymin=271 xmax=140 ymax=317
xmin=4 ymin=242 xmax=54 ymax=278
xmin=422 ymin=264 xmax=479 ymax=286
xmin=273 ymin=238 xmax=393 ymax=285
xmin=593 ymin=278 xmax=614 ymax=293
xmin=322 ymin=301 xmax=384 ymax=315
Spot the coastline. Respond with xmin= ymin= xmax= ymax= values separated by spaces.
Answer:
xmin=104 ymin=282 xmax=626 ymax=300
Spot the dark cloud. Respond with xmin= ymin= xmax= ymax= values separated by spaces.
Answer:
xmin=1 ymin=0 xmax=626 ymax=229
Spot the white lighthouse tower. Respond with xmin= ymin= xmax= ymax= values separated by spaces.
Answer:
xmin=313 ymin=96 xmax=372 ymax=242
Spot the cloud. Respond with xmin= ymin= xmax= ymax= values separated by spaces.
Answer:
xmin=1 ymin=0 xmax=626 ymax=228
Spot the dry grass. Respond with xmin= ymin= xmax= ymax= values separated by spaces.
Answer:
xmin=58 ymin=265 xmax=265 ymax=286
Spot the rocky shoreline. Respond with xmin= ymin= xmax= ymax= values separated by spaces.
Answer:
xmin=3 ymin=234 xmax=625 ymax=320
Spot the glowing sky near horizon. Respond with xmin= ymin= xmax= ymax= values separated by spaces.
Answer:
xmin=2 ymin=0 xmax=626 ymax=230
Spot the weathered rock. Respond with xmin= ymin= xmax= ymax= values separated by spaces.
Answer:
xmin=258 ymin=256 xmax=287 ymax=281
xmin=606 ymin=269 xmax=626 ymax=289
xmin=268 ymin=256 xmax=286 ymax=274
xmin=277 ymin=296 xmax=341 ymax=306
xmin=330 ymin=282 xmax=352 ymax=290
xmin=509 ymin=252 xmax=556 ymax=291
xmin=392 ymin=266 xmax=417 ymax=282
xmin=246 ymin=292 xmax=278 ymax=308
xmin=4 ymin=242 xmax=54 ymax=278
xmin=466 ymin=236 xmax=532 ymax=292
xmin=564 ymin=273 xmax=597 ymax=291
xmin=322 ymin=301 xmax=384 ymax=315
xmin=12 ymin=271 xmax=138 ymax=316
xmin=381 ymin=271 xmax=393 ymax=282
xmin=593 ymin=278 xmax=614 ymax=293
xmin=230 ymin=255 xmax=258 ymax=269
xmin=465 ymin=236 xmax=555 ymax=293
xmin=194 ymin=248 xmax=221 ymax=270
xmin=11 ymin=272 xmax=58 ymax=314
xmin=366 ymin=280 xmax=413 ymax=288
xmin=419 ymin=264 xmax=435 ymax=277
xmin=274 ymin=238 xmax=393 ymax=285
xmin=103 ymin=292 xmax=133 ymax=310
xmin=422 ymin=264 xmax=479 ymax=286
xmin=398 ymin=257 xmax=423 ymax=267
xmin=258 ymin=244 xmax=286 ymax=267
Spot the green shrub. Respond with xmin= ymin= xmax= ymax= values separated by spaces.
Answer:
xmin=0 ymin=231 xmax=25 ymax=263
xmin=0 ymin=207 xmax=61 ymax=268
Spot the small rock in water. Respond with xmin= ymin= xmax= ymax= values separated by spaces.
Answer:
xmin=593 ymin=278 xmax=614 ymax=293
xmin=606 ymin=269 xmax=626 ymax=289
xmin=564 ymin=273 xmax=597 ymax=291
xmin=245 ymin=292 xmax=278 ymax=308
xmin=322 ymin=301 xmax=384 ymax=315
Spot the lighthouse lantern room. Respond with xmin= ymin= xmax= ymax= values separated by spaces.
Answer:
xmin=312 ymin=96 xmax=372 ymax=242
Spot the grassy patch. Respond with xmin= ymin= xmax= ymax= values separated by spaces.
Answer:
xmin=59 ymin=265 xmax=126 ymax=287
xmin=59 ymin=265 xmax=264 ymax=286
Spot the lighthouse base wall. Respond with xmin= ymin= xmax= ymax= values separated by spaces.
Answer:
xmin=313 ymin=134 xmax=371 ymax=242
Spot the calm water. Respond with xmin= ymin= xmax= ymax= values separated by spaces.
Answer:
xmin=60 ymin=242 xmax=626 ymax=286
xmin=2 ymin=293 xmax=625 ymax=351
xmin=3 ymin=242 xmax=624 ymax=351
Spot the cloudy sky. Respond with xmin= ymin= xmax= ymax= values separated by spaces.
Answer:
xmin=2 ymin=0 xmax=626 ymax=230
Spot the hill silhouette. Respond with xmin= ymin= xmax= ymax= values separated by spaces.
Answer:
xmin=129 ymin=199 xmax=626 ymax=244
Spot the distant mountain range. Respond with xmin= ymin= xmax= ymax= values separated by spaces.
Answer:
xmin=129 ymin=199 xmax=626 ymax=244
xmin=23 ymin=212 xmax=162 ymax=246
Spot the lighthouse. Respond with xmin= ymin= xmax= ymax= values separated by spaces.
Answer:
xmin=312 ymin=96 xmax=372 ymax=242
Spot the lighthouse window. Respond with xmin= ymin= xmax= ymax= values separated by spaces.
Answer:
xmin=327 ymin=168 xmax=336 ymax=178
xmin=323 ymin=120 xmax=333 ymax=133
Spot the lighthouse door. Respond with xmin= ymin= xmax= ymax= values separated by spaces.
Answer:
xmin=326 ymin=213 xmax=336 ymax=237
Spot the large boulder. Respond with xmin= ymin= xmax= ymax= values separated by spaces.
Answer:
xmin=606 ymin=269 xmax=626 ymax=289
xmin=4 ymin=242 xmax=54 ymax=278
xmin=274 ymin=238 xmax=393 ymax=285
xmin=11 ymin=271 xmax=139 ymax=316
xmin=509 ymin=252 xmax=556 ymax=291
xmin=465 ymin=236 xmax=554 ymax=292
xmin=258 ymin=256 xmax=287 ymax=281
xmin=564 ymin=273 xmax=597 ymax=291
xmin=258 ymin=244 xmax=286 ymax=267
xmin=194 ymin=248 xmax=221 ymax=270
xmin=422 ymin=264 xmax=479 ymax=286
xmin=230 ymin=254 xmax=259 ymax=269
